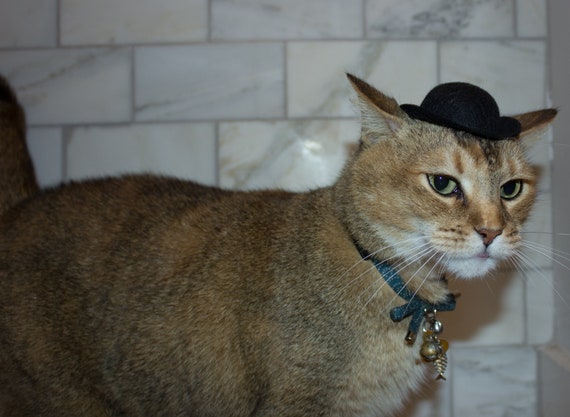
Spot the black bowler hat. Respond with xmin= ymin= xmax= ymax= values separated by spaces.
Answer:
xmin=400 ymin=82 xmax=521 ymax=140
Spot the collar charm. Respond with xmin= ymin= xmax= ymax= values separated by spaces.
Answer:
xmin=420 ymin=309 xmax=450 ymax=380
xmin=357 ymin=247 xmax=457 ymax=380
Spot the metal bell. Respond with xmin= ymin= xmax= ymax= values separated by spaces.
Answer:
xmin=432 ymin=320 xmax=443 ymax=334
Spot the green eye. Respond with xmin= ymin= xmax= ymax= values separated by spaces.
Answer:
xmin=427 ymin=174 xmax=460 ymax=196
xmin=500 ymin=180 xmax=523 ymax=200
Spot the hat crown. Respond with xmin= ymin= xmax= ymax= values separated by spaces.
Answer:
xmin=421 ymin=82 xmax=499 ymax=133
xmin=400 ymin=82 xmax=521 ymax=140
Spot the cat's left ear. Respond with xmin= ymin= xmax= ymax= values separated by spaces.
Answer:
xmin=347 ymin=73 xmax=408 ymax=145
xmin=512 ymin=108 xmax=558 ymax=143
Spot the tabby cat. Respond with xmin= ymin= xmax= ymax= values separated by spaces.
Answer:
xmin=0 ymin=74 xmax=556 ymax=416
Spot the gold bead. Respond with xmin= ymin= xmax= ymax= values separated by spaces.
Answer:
xmin=420 ymin=341 xmax=441 ymax=361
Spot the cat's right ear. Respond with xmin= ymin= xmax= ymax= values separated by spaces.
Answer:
xmin=347 ymin=73 xmax=407 ymax=146
xmin=512 ymin=108 xmax=558 ymax=142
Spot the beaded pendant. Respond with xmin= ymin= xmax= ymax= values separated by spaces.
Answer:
xmin=419 ymin=309 xmax=449 ymax=380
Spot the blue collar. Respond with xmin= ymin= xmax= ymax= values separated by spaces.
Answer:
xmin=357 ymin=246 xmax=457 ymax=344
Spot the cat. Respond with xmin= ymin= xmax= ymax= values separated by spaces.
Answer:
xmin=0 ymin=73 xmax=556 ymax=417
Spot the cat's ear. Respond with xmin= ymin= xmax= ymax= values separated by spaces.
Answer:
xmin=347 ymin=74 xmax=407 ymax=145
xmin=512 ymin=108 xmax=557 ymax=143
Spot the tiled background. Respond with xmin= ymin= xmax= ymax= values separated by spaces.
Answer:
xmin=0 ymin=0 xmax=555 ymax=416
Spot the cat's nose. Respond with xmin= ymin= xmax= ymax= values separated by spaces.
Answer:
xmin=475 ymin=228 xmax=502 ymax=246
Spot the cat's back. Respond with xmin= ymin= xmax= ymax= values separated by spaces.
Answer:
xmin=0 ymin=175 xmax=308 ymax=416
xmin=3 ymin=174 xmax=226 ymax=220
xmin=2 ymin=175 xmax=226 ymax=244
xmin=1 ymin=174 xmax=307 ymax=270
xmin=0 ymin=174 xmax=236 ymax=305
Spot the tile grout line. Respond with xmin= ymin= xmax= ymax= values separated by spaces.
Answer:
xmin=283 ymin=41 xmax=288 ymax=119
xmin=56 ymin=0 xmax=61 ymax=47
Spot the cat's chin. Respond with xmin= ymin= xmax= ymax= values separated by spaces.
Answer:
xmin=446 ymin=256 xmax=500 ymax=279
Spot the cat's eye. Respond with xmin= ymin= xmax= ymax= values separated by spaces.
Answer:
xmin=427 ymin=174 xmax=460 ymax=197
xmin=500 ymin=180 xmax=523 ymax=200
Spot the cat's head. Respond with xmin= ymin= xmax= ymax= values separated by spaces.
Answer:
xmin=342 ymin=74 xmax=556 ymax=280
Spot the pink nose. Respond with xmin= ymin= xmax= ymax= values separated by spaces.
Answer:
xmin=475 ymin=228 xmax=502 ymax=246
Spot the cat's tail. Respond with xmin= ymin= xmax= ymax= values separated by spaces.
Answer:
xmin=0 ymin=75 xmax=39 ymax=214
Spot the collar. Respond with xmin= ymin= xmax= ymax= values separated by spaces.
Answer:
xmin=356 ymin=245 xmax=457 ymax=345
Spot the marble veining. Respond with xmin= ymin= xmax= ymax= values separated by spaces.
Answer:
xmin=66 ymin=124 xmax=217 ymax=185
xmin=366 ymin=0 xmax=515 ymax=38
xmin=219 ymin=120 xmax=359 ymax=191
xmin=211 ymin=0 xmax=363 ymax=40
xmin=453 ymin=347 xmax=537 ymax=417
xmin=0 ymin=48 xmax=131 ymax=124
xmin=287 ymin=41 xmax=437 ymax=118
xmin=60 ymin=0 xmax=208 ymax=44
xmin=135 ymin=44 xmax=285 ymax=121
xmin=440 ymin=41 xmax=546 ymax=114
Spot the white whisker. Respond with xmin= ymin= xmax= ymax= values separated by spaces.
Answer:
xmin=521 ymin=231 xmax=570 ymax=236
xmin=335 ymin=236 xmax=426 ymax=285
xmin=363 ymin=246 xmax=441 ymax=313
xmin=518 ymin=241 xmax=570 ymax=272
xmin=335 ymin=237 xmax=429 ymax=298
xmin=402 ymin=250 xmax=446 ymax=305
xmin=356 ymin=246 xmax=434 ymax=310
xmin=510 ymin=249 xmax=570 ymax=308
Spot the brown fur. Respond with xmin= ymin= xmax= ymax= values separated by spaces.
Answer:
xmin=0 ymin=76 xmax=38 ymax=212
xmin=0 ymin=74 xmax=556 ymax=416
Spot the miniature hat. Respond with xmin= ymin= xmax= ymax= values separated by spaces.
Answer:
xmin=400 ymin=82 xmax=520 ymax=140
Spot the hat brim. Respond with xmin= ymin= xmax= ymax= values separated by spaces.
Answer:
xmin=400 ymin=104 xmax=521 ymax=140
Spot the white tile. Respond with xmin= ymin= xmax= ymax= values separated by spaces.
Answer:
xmin=219 ymin=120 xmax=359 ymax=191
xmin=0 ymin=0 xmax=57 ymax=47
xmin=444 ymin=268 xmax=525 ymax=345
xmin=539 ymin=346 xmax=570 ymax=417
xmin=0 ymin=49 xmax=131 ymax=125
xmin=366 ymin=0 xmax=515 ymax=38
xmin=525 ymin=268 xmax=554 ymax=344
xmin=521 ymin=193 xmax=554 ymax=269
xmin=135 ymin=44 xmax=285 ymax=121
xmin=517 ymin=0 xmax=547 ymax=37
xmin=552 ymin=135 xmax=570 ymax=351
xmin=452 ymin=346 xmax=537 ymax=417
xmin=27 ymin=127 xmax=63 ymax=188
xmin=66 ymin=123 xmax=217 ymax=185
xmin=552 ymin=257 xmax=570 ymax=351
xmin=211 ymin=0 xmax=363 ymax=40
xmin=551 ymin=138 xmax=570 ymax=351
xmin=287 ymin=41 xmax=437 ymax=118
xmin=440 ymin=41 xmax=547 ymax=114
xmin=61 ymin=0 xmax=208 ymax=45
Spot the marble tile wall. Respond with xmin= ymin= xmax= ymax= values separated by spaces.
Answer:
xmin=0 ymin=0 xmax=552 ymax=416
